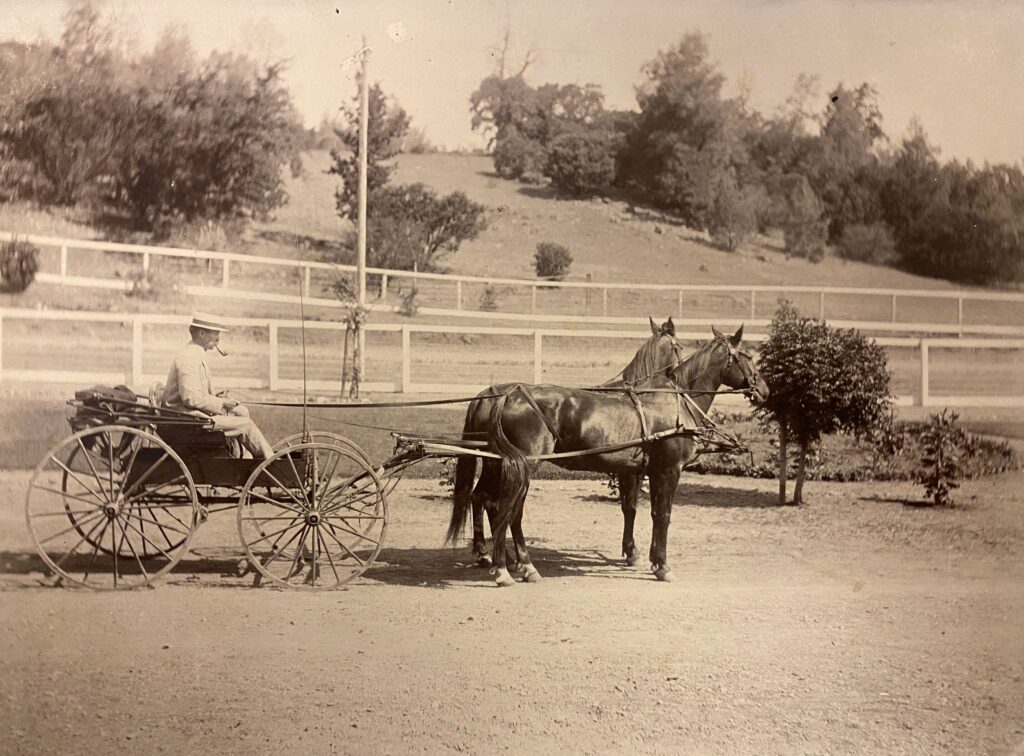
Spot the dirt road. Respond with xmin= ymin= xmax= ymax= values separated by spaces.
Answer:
xmin=2 ymin=471 xmax=1022 ymax=754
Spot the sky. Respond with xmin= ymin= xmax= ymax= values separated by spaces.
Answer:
xmin=5 ymin=0 xmax=1024 ymax=164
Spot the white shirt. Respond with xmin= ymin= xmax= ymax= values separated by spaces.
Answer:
xmin=163 ymin=342 xmax=225 ymax=415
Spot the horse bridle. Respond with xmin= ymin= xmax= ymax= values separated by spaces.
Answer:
xmin=722 ymin=339 xmax=760 ymax=392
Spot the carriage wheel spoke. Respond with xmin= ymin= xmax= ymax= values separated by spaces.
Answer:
xmin=321 ymin=487 xmax=382 ymax=517
xmin=116 ymin=516 xmax=151 ymax=582
xmin=244 ymin=518 xmax=302 ymax=547
xmin=319 ymin=523 xmax=367 ymax=566
xmin=76 ymin=437 xmax=111 ymax=500
xmin=120 ymin=517 xmax=176 ymax=561
xmin=260 ymin=469 xmax=308 ymax=511
xmin=33 ymin=508 xmax=100 ymax=518
xmin=107 ymin=436 xmax=116 ymax=496
xmin=285 ymin=453 xmax=312 ymax=509
xmin=111 ymin=516 xmax=119 ymax=587
xmin=121 ymin=474 xmax=189 ymax=507
xmin=35 ymin=485 xmax=105 ymax=510
xmin=315 ymin=449 xmax=344 ymax=508
xmin=79 ymin=518 xmax=112 ymax=583
xmin=283 ymin=526 xmax=309 ymax=581
xmin=323 ymin=515 xmax=381 ymax=546
xmin=118 ymin=453 xmax=170 ymax=500
xmin=317 ymin=529 xmax=341 ymax=583
xmin=52 ymin=457 xmax=107 ymax=506
xmin=56 ymin=515 xmax=109 ymax=572
xmin=245 ymin=489 xmax=304 ymax=515
xmin=259 ymin=524 xmax=306 ymax=571
xmin=114 ymin=439 xmax=143 ymax=500
xmin=121 ymin=510 xmax=192 ymax=537
xmin=309 ymin=526 xmax=319 ymax=586
xmin=38 ymin=510 xmax=106 ymax=546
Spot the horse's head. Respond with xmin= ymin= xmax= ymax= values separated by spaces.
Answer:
xmin=709 ymin=325 xmax=769 ymax=402
xmin=619 ymin=316 xmax=685 ymax=385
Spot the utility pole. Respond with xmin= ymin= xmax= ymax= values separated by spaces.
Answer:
xmin=357 ymin=38 xmax=370 ymax=307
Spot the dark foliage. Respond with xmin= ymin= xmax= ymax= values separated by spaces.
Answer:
xmin=916 ymin=410 xmax=965 ymax=506
xmin=835 ymin=222 xmax=897 ymax=265
xmin=533 ymin=242 xmax=573 ymax=279
xmin=544 ymin=128 xmax=617 ymax=195
xmin=0 ymin=238 xmax=40 ymax=292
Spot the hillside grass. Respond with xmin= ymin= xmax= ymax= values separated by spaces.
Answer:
xmin=0 ymin=151 xmax=989 ymax=295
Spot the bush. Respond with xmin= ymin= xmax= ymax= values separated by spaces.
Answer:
xmin=493 ymin=130 xmax=547 ymax=180
xmin=707 ymin=181 xmax=761 ymax=251
xmin=544 ymin=129 xmax=617 ymax=196
xmin=534 ymin=242 xmax=573 ymax=280
xmin=479 ymin=284 xmax=500 ymax=312
xmin=836 ymin=222 xmax=896 ymax=265
xmin=917 ymin=409 xmax=965 ymax=506
xmin=0 ymin=239 xmax=40 ymax=293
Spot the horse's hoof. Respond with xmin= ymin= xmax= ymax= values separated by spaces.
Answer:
xmin=523 ymin=565 xmax=543 ymax=583
xmin=493 ymin=567 xmax=515 ymax=587
xmin=653 ymin=566 xmax=674 ymax=582
xmin=625 ymin=547 xmax=641 ymax=566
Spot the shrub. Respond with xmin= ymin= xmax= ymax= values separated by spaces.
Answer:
xmin=479 ymin=284 xmax=500 ymax=312
xmin=707 ymin=181 xmax=760 ymax=251
xmin=534 ymin=242 xmax=573 ymax=280
xmin=124 ymin=269 xmax=181 ymax=301
xmin=917 ymin=409 xmax=965 ymax=506
xmin=836 ymin=222 xmax=896 ymax=265
xmin=0 ymin=239 xmax=40 ymax=293
xmin=493 ymin=130 xmax=547 ymax=180
xmin=544 ymin=129 xmax=617 ymax=196
xmin=398 ymin=286 xmax=420 ymax=317
xmin=754 ymin=300 xmax=892 ymax=504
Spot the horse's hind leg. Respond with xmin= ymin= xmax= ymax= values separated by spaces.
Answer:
xmin=619 ymin=471 xmax=642 ymax=566
xmin=508 ymin=482 xmax=541 ymax=582
xmin=471 ymin=461 xmax=501 ymax=567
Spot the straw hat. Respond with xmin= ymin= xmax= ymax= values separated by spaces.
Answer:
xmin=189 ymin=312 xmax=230 ymax=332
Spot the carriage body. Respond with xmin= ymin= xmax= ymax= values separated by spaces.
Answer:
xmin=24 ymin=389 xmax=389 ymax=591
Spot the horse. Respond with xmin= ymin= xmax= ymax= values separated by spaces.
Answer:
xmin=448 ymin=316 xmax=684 ymax=570
xmin=449 ymin=323 xmax=769 ymax=586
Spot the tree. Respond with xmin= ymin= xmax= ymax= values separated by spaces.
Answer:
xmin=754 ymin=301 xmax=892 ymax=505
xmin=363 ymin=183 xmax=487 ymax=272
xmin=775 ymin=174 xmax=828 ymax=261
xmin=706 ymin=179 xmax=762 ymax=251
xmin=329 ymin=79 xmax=410 ymax=220
xmin=544 ymin=127 xmax=617 ymax=195
xmin=617 ymin=33 xmax=750 ymax=228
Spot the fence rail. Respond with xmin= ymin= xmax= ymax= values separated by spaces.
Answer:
xmin=6 ymin=231 xmax=1024 ymax=332
xmin=2 ymin=308 xmax=1022 ymax=408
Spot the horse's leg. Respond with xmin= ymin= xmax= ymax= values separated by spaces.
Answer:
xmin=471 ymin=463 xmax=496 ymax=567
xmin=619 ymin=470 xmax=642 ymax=566
xmin=508 ymin=481 xmax=541 ymax=582
xmin=648 ymin=451 xmax=682 ymax=583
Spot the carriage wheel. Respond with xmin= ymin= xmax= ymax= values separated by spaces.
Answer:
xmin=237 ymin=441 xmax=388 ymax=590
xmin=275 ymin=430 xmax=401 ymax=499
xmin=26 ymin=425 xmax=199 ymax=590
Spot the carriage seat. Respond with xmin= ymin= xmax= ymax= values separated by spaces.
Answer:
xmin=147 ymin=382 xmax=238 ymax=457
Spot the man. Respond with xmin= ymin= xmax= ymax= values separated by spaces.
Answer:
xmin=162 ymin=312 xmax=274 ymax=459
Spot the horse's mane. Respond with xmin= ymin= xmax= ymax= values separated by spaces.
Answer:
xmin=620 ymin=332 xmax=673 ymax=385
xmin=670 ymin=337 xmax=724 ymax=387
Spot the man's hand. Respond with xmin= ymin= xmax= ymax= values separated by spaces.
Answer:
xmin=222 ymin=400 xmax=239 ymax=413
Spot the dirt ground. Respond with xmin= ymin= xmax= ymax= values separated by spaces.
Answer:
xmin=1 ymin=468 xmax=1023 ymax=755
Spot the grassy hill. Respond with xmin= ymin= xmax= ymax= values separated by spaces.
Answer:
xmin=1 ymin=150 xmax=974 ymax=296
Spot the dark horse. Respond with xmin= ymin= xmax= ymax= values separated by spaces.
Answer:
xmin=447 ymin=322 xmax=768 ymax=586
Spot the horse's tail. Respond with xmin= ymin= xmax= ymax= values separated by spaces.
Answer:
xmin=488 ymin=387 xmax=530 ymax=537
xmin=446 ymin=398 xmax=482 ymax=545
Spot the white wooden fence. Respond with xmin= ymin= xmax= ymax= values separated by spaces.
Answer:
xmin=1 ymin=308 xmax=1022 ymax=407
xmin=5 ymin=231 xmax=1024 ymax=333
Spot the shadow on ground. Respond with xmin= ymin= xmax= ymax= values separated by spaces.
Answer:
xmin=580 ymin=485 xmax=779 ymax=509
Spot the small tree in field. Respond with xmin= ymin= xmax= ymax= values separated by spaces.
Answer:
xmin=917 ymin=409 xmax=965 ymax=506
xmin=754 ymin=301 xmax=892 ymax=505
xmin=534 ymin=242 xmax=573 ymax=279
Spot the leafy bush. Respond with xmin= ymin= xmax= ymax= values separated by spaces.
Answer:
xmin=493 ymin=130 xmax=547 ymax=180
xmin=544 ymin=129 xmax=617 ymax=196
xmin=707 ymin=181 xmax=761 ymax=251
xmin=776 ymin=174 xmax=828 ymax=262
xmin=479 ymin=284 xmax=500 ymax=312
xmin=124 ymin=268 xmax=182 ymax=302
xmin=917 ymin=410 xmax=965 ymax=506
xmin=836 ymin=222 xmax=896 ymax=265
xmin=754 ymin=300 xmax=892 ymax=504
xmin=0 ymin=239 xmax=40 ymax=293
xmin=398 ymin=286 xmax=420 ymax=317
xmin=534 ymin=242 xmax=573 ymax=280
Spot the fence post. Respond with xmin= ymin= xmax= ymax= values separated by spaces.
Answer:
xmin=602 ymin=288 xmax=608 ymax=317
xmin=456 ymin=281 xmax=462 ymax=310
xmin=0 ymin=312 xmax=4 ymax=383
xmin=957 ymin=296 xmax=964 ymax=336
xmin=818 ymin=291 xmax=826 ymax=320
xmin=677 ymin=290 xmax=683 ymax=319
xmin=400 ymin=325 xmax=411 ymax=393
xmin=891 ymin=294 xmax=897 ymax=323
xmin=60 ymin=245 xmax=68 ymax=278
xmin=268 ymin=323 xmax=279 ymax=391
xmin=749 ymin=290 xmax=756 ymax=320
xmin=142 ymin=252 xmax=150 ymax=274
xmin=304 ymin=266 xmax=311 ymax=297
xmin=379 ymin=273 xmax=388 ymax=299
xmin=919 ymin=339 xmax=929 ymax=406
xmin=132 ymin=318 xmax=143 ymax=388
xmin=534 ymin=331 xmax=543 ymax=383
xmin=222 ymin=259 xmax=230 ymax=288
xmin=531 ymin=285 xmax=537 ymax=314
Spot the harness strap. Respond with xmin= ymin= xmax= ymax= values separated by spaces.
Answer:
xmin=514 ymin=384 xmax=563 ymax=446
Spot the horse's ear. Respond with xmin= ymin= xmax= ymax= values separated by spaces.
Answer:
xmin=711 ymin=325 xmax=725 ymax=340
xmin=665 ymin=317 xmax=676 ymax=336
xmin=731 ymin=324 xmax=744 ymax=346
xmin=649 ymin=316 xmax=659 ymax=336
